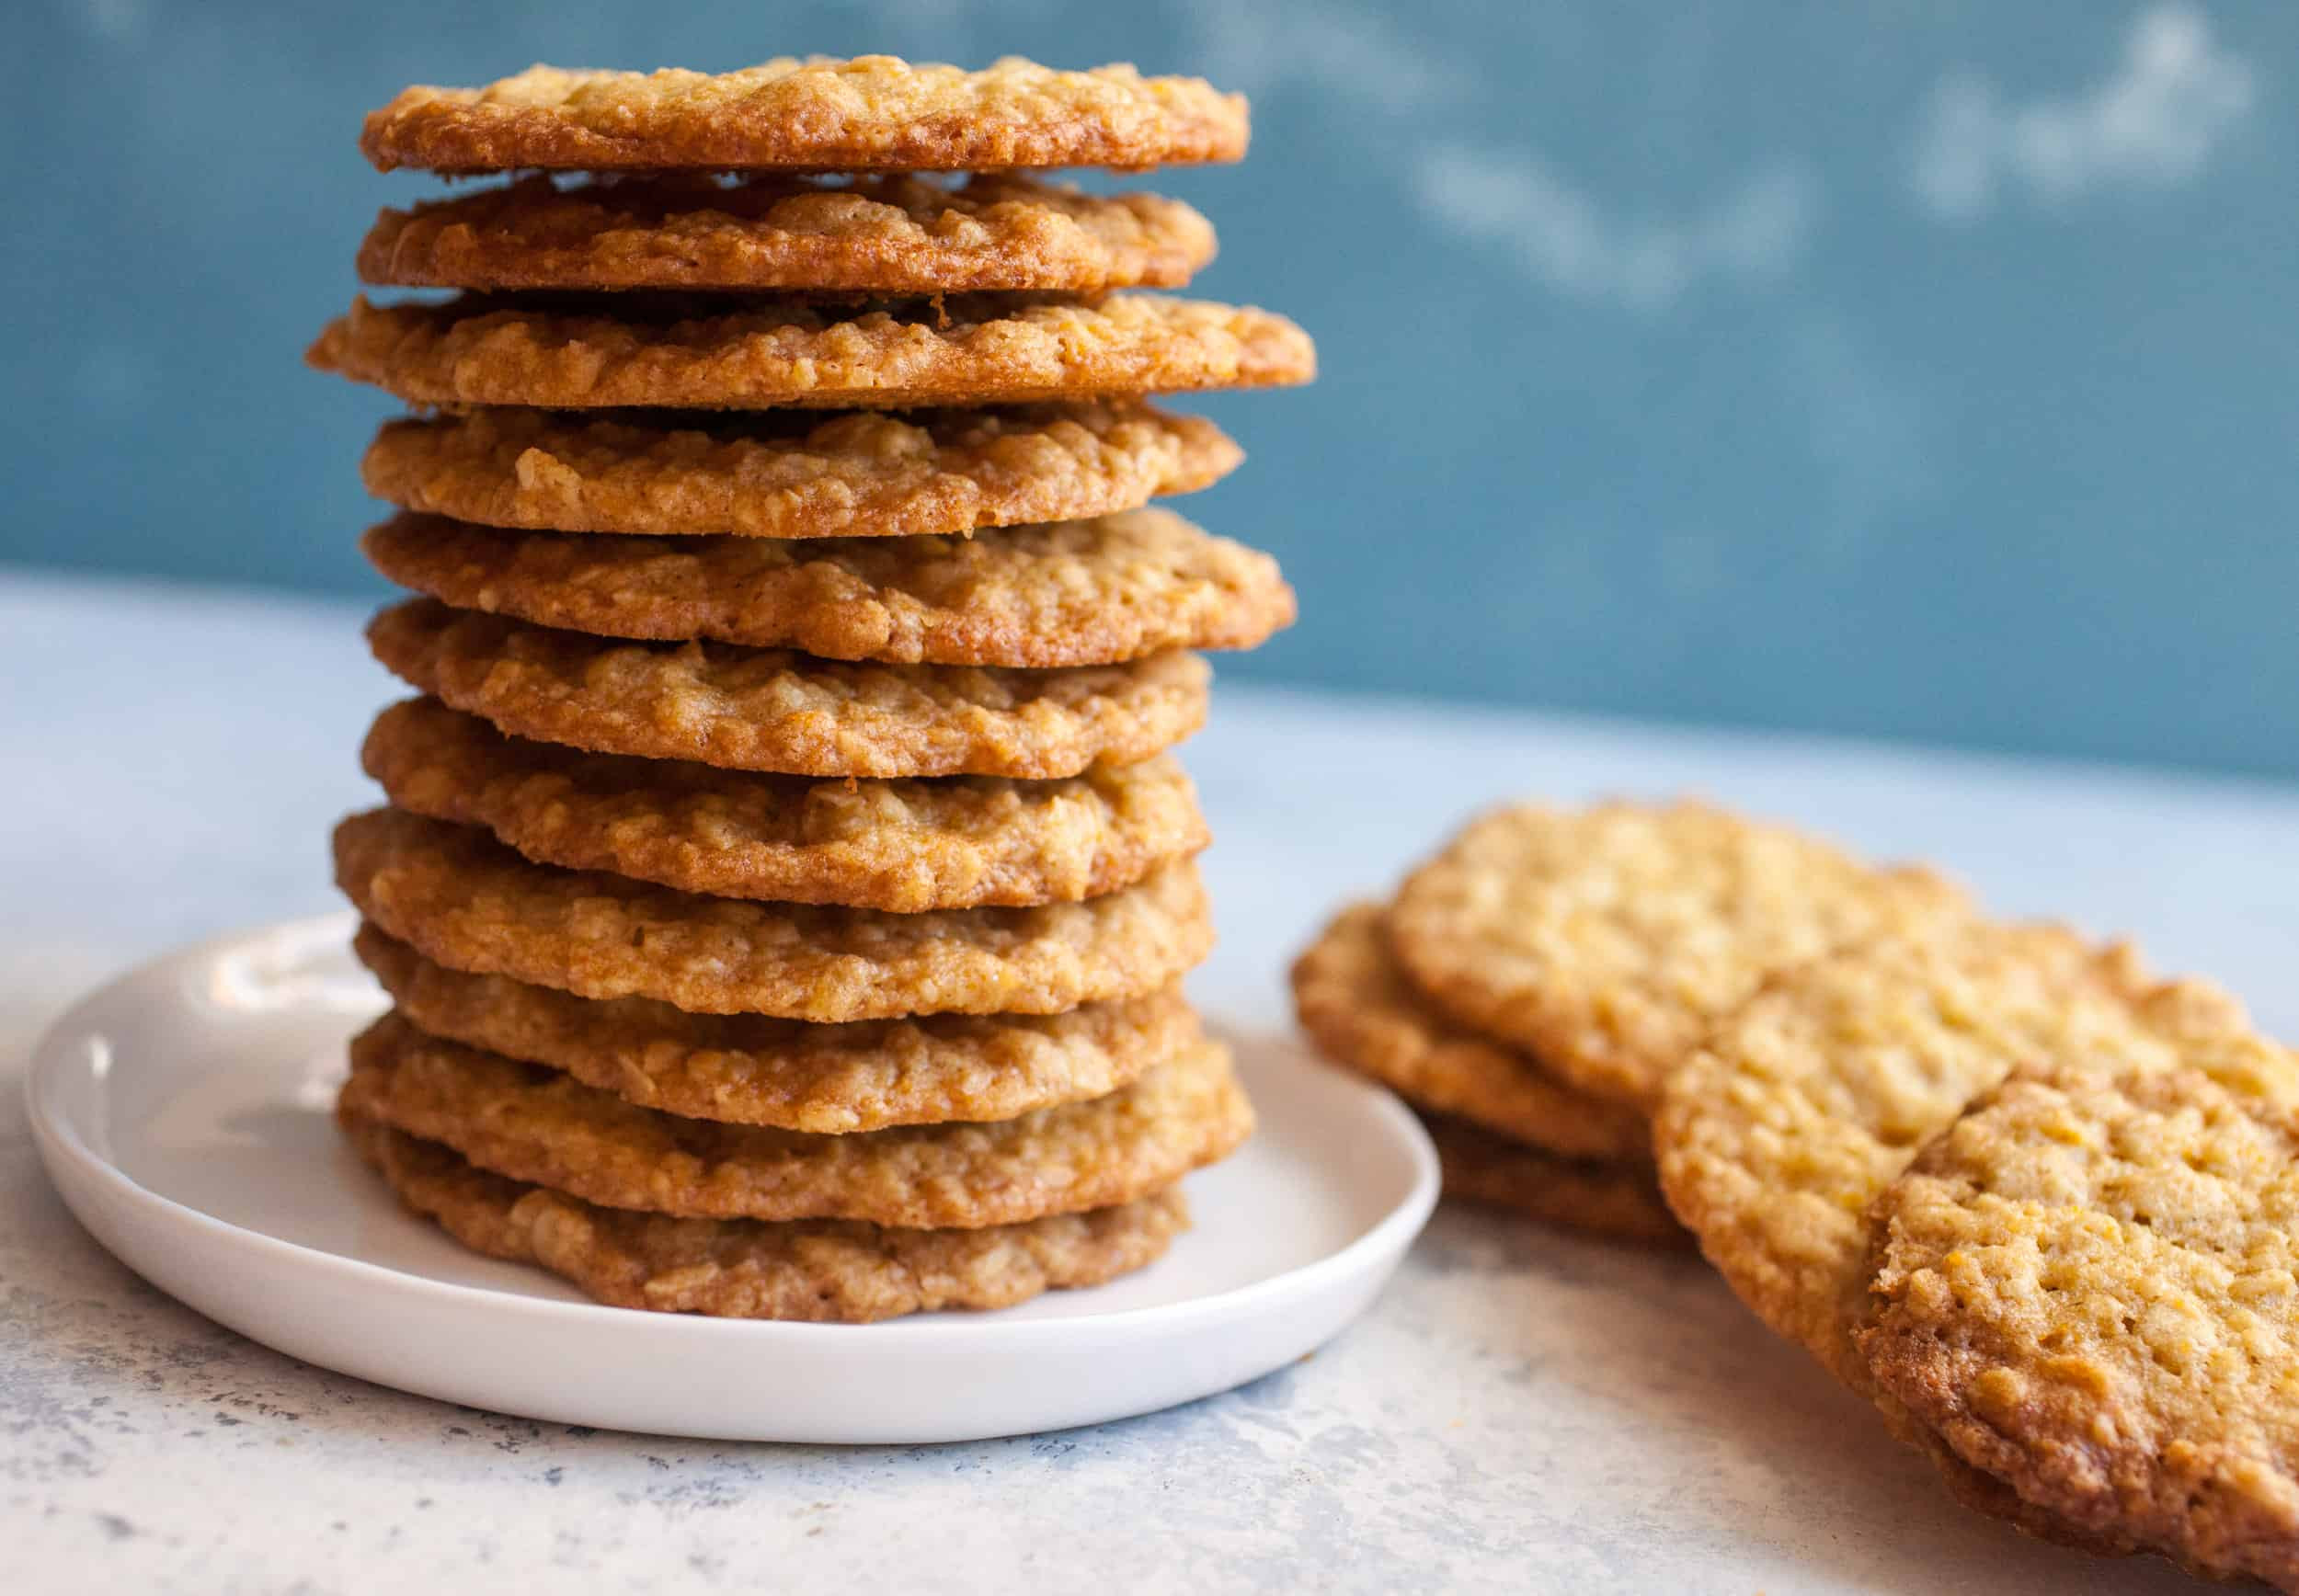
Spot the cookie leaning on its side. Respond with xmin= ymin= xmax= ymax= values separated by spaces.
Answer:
xmin=1859 ymin=1043 xmax=2299 ymax=1589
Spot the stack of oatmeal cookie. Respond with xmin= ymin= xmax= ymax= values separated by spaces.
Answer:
xmin=1295 ymin=802 xmax=1971 ymax=1247
xmin=309 ymin=56 xmax=1312 ymax=1322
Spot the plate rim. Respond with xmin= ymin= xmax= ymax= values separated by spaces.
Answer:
xmin=28 ymin=911 xmax=1441 ymax=1350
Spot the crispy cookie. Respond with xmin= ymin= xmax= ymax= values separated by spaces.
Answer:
xmin=343 ymin=1110 xmax=1188 ymax=1322
xmin=362 ymin=698 xmax=1205 ymax=912
xmin=360 ymin=56 xmax=1250 ymax=175
xmin=1291 ymin=903 xmax=1648 ymax=1164
xmin=344 ymin=1010 xmax=1250 ymax=1229
xmin=1861 ymin=1052 xmax=2299 ymax=1588
xmin=360 ymin=405 xmax=1242 ymax=542
xmin=1390 ymin=801 xmax=1971 ymax=1110
xmin=360 ymin=173 xmax=1217 ymax=294
xmin=1655 ymin=927 xmax=2242 ymax=1391
xmin=335 ymin=808 xmax=1211 ymax=1020
xmin=367 ymin=599 xmax=1207 ymax=781
xmin=307 ymin=292 xmax=1316 ymax=410
xmin=354 ymin=924 xmax=1193 ymax=1132
xmin=1420 ymin=1113 xmax=1686 ymax=1248
xmin=360 ymin=508 xmax=1293 ymax=667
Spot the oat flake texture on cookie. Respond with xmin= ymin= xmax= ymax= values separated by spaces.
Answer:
xmin=308 ymin=291 xmax=1315 ymax=412
xmin=360 ymin=57 xmax=1252 ymax=174
xmin=1387 ymin=799 xmax=1971 ymax=1110
xmin=359 ymin=404 xmax=1243 ymax=542
xmin=353 ymin=923 xmax=1200 ymax=1135
xmin=359 ymin=507 xmax=1294 ymax=667
xmin=1859 ymin=1044 xmax=2299 ymax=1590
xmin=1653 ymin=922 xmax=2242 ymax=1389
xmin=342 ymin=1011 xmax=1253 ymax=1230
xmin=361 ymin=697 xmax=1209 ymax=913
xmin=358 ymin=173 xmax=1220 ymax=296
xmin=342 ymin=1111 xmax=1194 ymax=1323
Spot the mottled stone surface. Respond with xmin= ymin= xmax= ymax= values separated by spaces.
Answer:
xmin=7 ymin=576 xmax=2293 ymax=1593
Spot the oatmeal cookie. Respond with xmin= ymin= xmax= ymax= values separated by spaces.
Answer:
xmin=360 ymin=404 xmax=1241 ymax=541
xmin=360 ymin=56 xmax=1250 ymax=175
xmin=367 ymin=599 xmax=1208 ymax=781
xmin=307 ymin=291 xmax=1316 ymax=410
xmin=334 ymin=808 xmax=1212 ymax=1020
xmin=345 ymin=1012 xmax=1249 ymax=1229
xmin=360 ymin=173 xmax=1216 ymax=294
xmin=360 ymin=508 xmax=1293 ymax=667
xmin=354 ymin=924 xmax=1193 ymax=1132
xmin=343 ymin=1109 xmax=1189 ymax=1322
xmin=1655 ymin=926 xmax=2241 ymax=1389
xmin=1861 ymin=1049 xmax=2299 ymax=1588
xmin=362 ymin=697 xmax=1206 ymax=911
xmin=1290 ymin=903 xmax=1648 ymax=1164
xmin=1389 ymin=800 xmax=1970 ymax=1109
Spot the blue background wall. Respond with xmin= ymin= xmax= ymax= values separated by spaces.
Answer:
xmin=6 ymin=2 xmax=2294 ymax=778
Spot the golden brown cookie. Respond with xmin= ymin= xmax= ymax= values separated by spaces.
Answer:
xmin=360 ymin=56 xmax=1250 ymax=175
xmin=360 ymin=173 xmax=1218 ymax=294
xmin=360 ymin=404 xmax=1242 ymax=542
xmin=367 ymin=599 xmax=1208 ymax=781
xmin=344 ymin=1011 xmax=1251 ymax=1230
xmin=362 ymin=698 xmax=1207 ymax=912
xmin=1389 ymin=801 xmax=1971 ymax=1110
xmin=1419 ymin=1113 xmax=1687 ymax=1248
xmin=343 ymin=1110 xmax=1189 ymax=1322
xmin=1861 ymin=1051 xmax=2299 ymax=1588
xmin=307 ymin=292 xmax=1316 ymax=410
xmin=1654 ymin=926 xmax=2241 ymax=1391
xmin=354 ymin=924 xmax=1194 ymax=1133
xmin=360 ymin=508 xmax=1294 ymax=667
xmin=1290 ymin=903 xmax=1648 ymax=1164
xmin=335 ymin=808 xmax=1212 ymax=1020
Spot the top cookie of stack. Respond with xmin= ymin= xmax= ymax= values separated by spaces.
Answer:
xmin=308 ymin=55 xmax=1310 ymax=1322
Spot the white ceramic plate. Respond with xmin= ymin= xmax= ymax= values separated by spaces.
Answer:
xmin=26 ymin=913 xmax=1437 ymax=1444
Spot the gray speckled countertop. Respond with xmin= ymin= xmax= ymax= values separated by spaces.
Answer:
xmin=8 ymin=576 xmax=2296 ymax=1595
